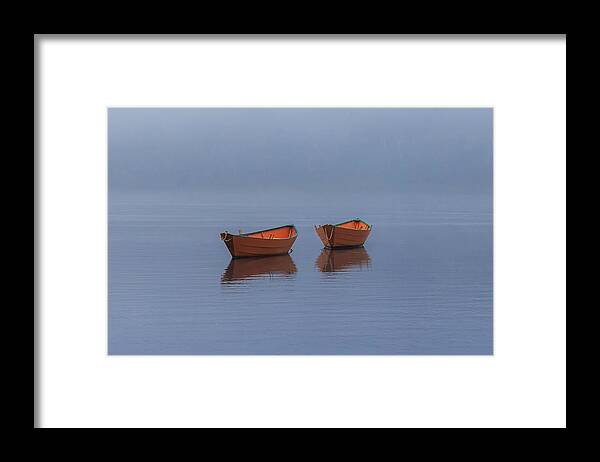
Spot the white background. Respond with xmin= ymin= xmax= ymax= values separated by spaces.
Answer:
xmin=37 ymin=36 xmax=566 ymax=428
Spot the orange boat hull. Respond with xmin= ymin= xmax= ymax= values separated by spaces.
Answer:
xmin=315 ymin=219 xmax=371 ymax=249
xmin=220 ymin=225 xmax=297 ymax=258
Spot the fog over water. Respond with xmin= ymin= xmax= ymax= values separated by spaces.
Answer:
xmin=109 ymin=108 xmax=492 ymax=195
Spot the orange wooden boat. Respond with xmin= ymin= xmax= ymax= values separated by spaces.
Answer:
xmin=315 ymin=247 xmax=371 ymax=273
xmin=221 ymin=254 xmax=297 ymax=282
xmin=315 ymin=218 xmax=372 ymax=249
xmin=220 ymin=225 xmax=297 ymax=258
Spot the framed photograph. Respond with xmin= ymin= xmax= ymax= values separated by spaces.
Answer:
xmin=35 ymin=35 xmax=566 ymax=428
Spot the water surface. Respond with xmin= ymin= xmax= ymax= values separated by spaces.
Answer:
xmin=108 ymin=191 xmax=492 ymax=354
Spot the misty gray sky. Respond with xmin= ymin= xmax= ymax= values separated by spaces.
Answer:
xmin=108 ymin=108 xmax=492 ymax=195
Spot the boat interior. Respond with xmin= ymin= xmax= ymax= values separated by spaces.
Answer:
xmin=244 ymin=226 xmax=297 ymax=239
xmin=335 ymin=220 xmax=370 ymax=230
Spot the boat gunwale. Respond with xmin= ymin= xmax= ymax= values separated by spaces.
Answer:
xmin=224 ymin=224 xmax=298 ymax=240
xmin=315 ymin=218 xmax=372 ymax=230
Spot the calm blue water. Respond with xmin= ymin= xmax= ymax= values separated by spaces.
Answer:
xmin=108 ymin=191 xmax=492 ymax=354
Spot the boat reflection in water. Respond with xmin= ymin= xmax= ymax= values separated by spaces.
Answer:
xmin=315 ymin=246 xmax=372 ymax=273
xmin=221 ymin=254 xmax=297 ymax=284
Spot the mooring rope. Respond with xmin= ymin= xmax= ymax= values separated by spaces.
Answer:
xmin=326 ymin=226 xmax=334 ymax=244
